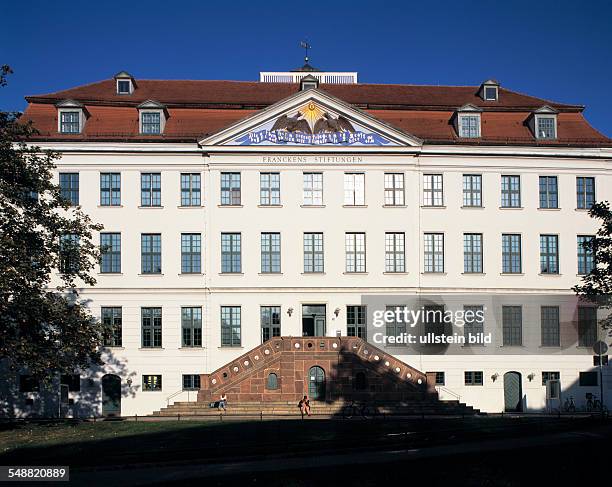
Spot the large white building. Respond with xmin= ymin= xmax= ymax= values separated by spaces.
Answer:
xmin=6 ymin=67 xmax=612 ymax=416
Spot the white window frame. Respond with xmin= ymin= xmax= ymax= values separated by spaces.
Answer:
xmin=57 ymin=108 xmax=84 ymax=134
xmin=535 ymin=114 xmax=557 ymax=140
xmin=483 ymin=85 xmax=498 ymax=101
xmin=139 ymin=110 xmax=165 ymax=135
xmin=458 ymin=113 xmax=481 ymax=138
xmin=303 ymin=172 xmax=323 ymax=206
xmin=116 ymin=78 xmax=133 ymax=95
xmin=344 ymin=173 xmax=365 ymax=206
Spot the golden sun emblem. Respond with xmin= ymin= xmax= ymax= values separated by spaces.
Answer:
xmin=300 ymin=102 xmax=324 ymax=131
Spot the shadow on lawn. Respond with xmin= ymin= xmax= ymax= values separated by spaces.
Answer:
xmin=0 ymin=416 xmax=598 ymax=470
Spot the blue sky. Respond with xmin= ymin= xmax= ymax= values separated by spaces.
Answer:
xmin=3 ymin=0 xmax=611 ymax=136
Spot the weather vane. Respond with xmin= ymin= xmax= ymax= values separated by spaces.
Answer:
xmin=300 ymin=40 xmax=311 ymax=64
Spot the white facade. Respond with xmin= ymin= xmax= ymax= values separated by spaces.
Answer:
xmin=8 ymin=88 xmax=612 ymax=417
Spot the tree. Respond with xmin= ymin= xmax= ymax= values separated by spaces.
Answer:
xmin=573 ymin=201 xmax=612 ymax=336
xmin=0 ymin=66 xmax=110 ymax=381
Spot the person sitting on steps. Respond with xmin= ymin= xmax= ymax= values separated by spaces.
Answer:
xmin=298 ymin=395 xmax=311 ymax=417
xmin=218 ymin=392 xmax=227 ymax=412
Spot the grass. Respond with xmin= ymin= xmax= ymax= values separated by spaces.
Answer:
xmin=0 ymin=416 xmax=601 ymax=469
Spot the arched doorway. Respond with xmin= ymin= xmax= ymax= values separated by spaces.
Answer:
xmin=308 ymin=366 xmax=326 ymax=400
xmin=101 ymin=374 xmax=121 ymax=416
xmin=503 ymin=371 xmax=522 ymax=412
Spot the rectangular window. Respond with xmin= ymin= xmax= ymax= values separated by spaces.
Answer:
xmin=385 ymin=305 xmax=406 ymax=341
xmin=539 ymin=176 xmax=558 ymax=209
xmin=303 ymin=172 xmax=323 ymax=205
xmin=117 ymin=80 xmax=131 ymax=94
xmin=102 ymin=307 xmax=122 ymax=347
xmin=221 ymin=172 xmax=241 ymax=206
xmin=183 ymin=374 xmax=201 ymax=390
xmin=464 ymin=371 xmax=483 ymax=386
xmin=181 ymin=307 xmax=202 ymax=347
xmin=181 ymin=233 xmax=201 ymax=274
xmin=181 ymin=173 xmax=201 ymax=206
xmin=384 ymin=173 xmax=404 ymax=206
xmin=59 ymin=173 xmax=79 ymax=206
xmin=424 ymin=233 xmax=444 ymax=273
xmin=542 ymin=371 xmax=560 ymax=386
xmin=537 ymin=116 xmax=556 ymax=139
xmin=577 ymin=235 xmax=595 ymax=275
xmin=540 ymin=234 xmax=559 ymax=274
xmin=261 ymin=233 xmax=281 ymax=273
xmin=221 ymin=233 xmax=241 ymax=273
xmin=221 ymin=306 xmax=241 ymax=347
xmin=260 ymin=172 xmax=281 ymax=206
xmin=60 ymin=111 xmax=80 ymax=133
xmin=141 ymin=173 xmax=161 ymax=207
xmin=100 ymin=232 xmax=121 ymax=273
xmin=433 ymin=372 xmax=445 ymax=386
xmin=464 ymin=305 xmax=484 ymax=344
xmin=462 ymin=174 xmax=482 ymax=207
xmin=502 ymin=234 xmax=522 ymax=273
xmin=304 ymin=232 xmax=324 ymax=273
xmin=502 ymin=306 xmax=522 ymax=346
xmin=141 ymin=112 xmax=161 ymax=134
xmin=463 ymin=233 xmax=483 ymax=273
xmin=424 ymin=305 xmax=445 ymax=337
xmin=541 ymin=306 xmax=560 ymax=347
xmin=347 ymin=305 xmax=366 ymax=338
xmin=60 ymin=374 xmax=80 ymax=392
xmin=19 ymin=375 xmax=39 ymax=393
xmin=100 ymin=173 xmax=121 ymax=206
xmin=576 ymin=177 xmax=595 ymax=209
xmin=345 ymin=233 xmax=366 ymax=273
xmin=579 ymin=371 xmax=598 ymax=387
xmin=501 ymin=175 xmax=521 ymax=208
xmin=578 ymin=307 xmax=597 ymax=347
xmin=459 ymin=114 xmax=480 ymax=138
xmin=261 ymin=306 xmax=281 ymax=342
xmin=141 ymin=307 xmax=162 ymax=348
xmin=385 ymin=232 xmax=405 ymax=273
xmin=142 ymin=375 xmax=162 ymax=391
xmin=141 ymin=234 xmax=162 ymax=274
xmin=344 ymin=173 xmax=365 ymax=205
xmin=59 ymin=234 xmax=79 ymax=273
xmin=423 ymin=174 xmax=443 ymax=206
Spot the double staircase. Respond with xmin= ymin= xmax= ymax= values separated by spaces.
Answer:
xmin=150 ymin=336 xmax=480 ymax=417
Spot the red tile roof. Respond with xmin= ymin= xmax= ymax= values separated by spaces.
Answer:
xmin=20 ymin=78 xmax=611 ymax=146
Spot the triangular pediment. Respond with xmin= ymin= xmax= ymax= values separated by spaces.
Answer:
xmin=199 ymin=89 xmax=422 ymax=148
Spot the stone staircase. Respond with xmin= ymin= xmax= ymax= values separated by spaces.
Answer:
xmin=153 ymin=399 xmax=480 ymax=417
xmin=150 ymin=337 xmax=480 ymax=417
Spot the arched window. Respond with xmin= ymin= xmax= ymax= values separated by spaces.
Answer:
xmin=354 ymin=372 xmax=367 ymax=391
xmin=267 ymin=373 xmax=279 ymax=390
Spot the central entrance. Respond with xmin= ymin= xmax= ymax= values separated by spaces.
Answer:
xmin=302 ymin=304 xmax=326 ymax=336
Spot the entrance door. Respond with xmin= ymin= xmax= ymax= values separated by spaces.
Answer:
xmin=503 ymin=371 xmax=522 ymax=412
xmin=302 ymin=305 xmax=326 ymax=337
xmin=308 ymin=366 xmax=326 ymax=400
xmin=102 ymin=374 xmax=121 ymax=416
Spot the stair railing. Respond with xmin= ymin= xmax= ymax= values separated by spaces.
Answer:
xmin=166 ymin=388 xmax=197 ymax=407
xmin=435 ymin=385 xmax=461 ymax=402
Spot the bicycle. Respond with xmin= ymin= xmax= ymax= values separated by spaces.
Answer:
xmin=586 ymin=393 xmax=608 ymax=413
xmin=342 ymin=400 xmax=379 ymax=419
xmin=563 ymin=396 xmax=576 ymax=413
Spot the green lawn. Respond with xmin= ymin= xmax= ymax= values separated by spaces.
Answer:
xmin=0 ymin=416 xmax=600 ymax=470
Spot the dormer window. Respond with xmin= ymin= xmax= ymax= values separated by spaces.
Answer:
xmin=141 ymin=112 xmax=161 ymax=134
xmin=56 ymin=100 xmax=85 ymax=134
xmin=114 ymin=71 xmax=135 ymax=95
xmin=455 ymin=104 xmax=482 ymax=138
xmin=300 ymin=75 xmax=319 ymax=91
xmin=117 ymin=79 xmax=132 ymax=94
xmin=479 ymin=79 xmax=499 ymax=102
xmin=138 ymin=100 xmax=166 ymax=135
xmin=531 ymin=106 xmax=558 ymax=140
